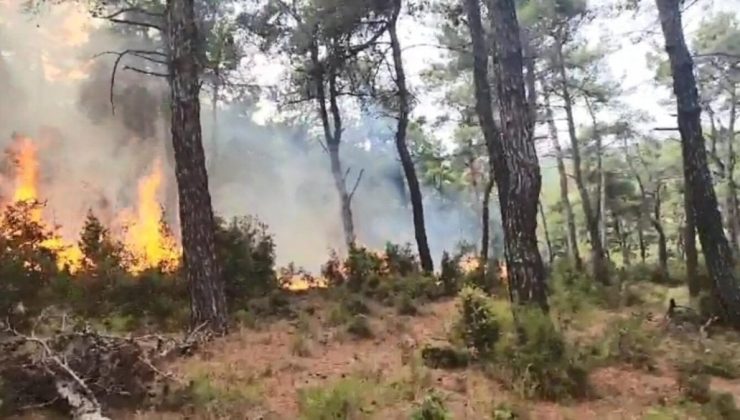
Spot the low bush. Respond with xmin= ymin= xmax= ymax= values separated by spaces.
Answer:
xmin=215 ymin=215 xmax=278 ymax=309
xmin=346 ymin=314 xmax=373 ymax=339
xmin=420 ymin=345 xmax=471 ymax=369
xmin=499 ymin=307 xmax=590 ymax=400
xmin=298 ymin=378 xmax=368 ymax=420
xmin=598 ymin=314 xmax=661 ymax=371
xmin=549 ymin=259 xmax=607 ymax=313
xmin=410 ymin=392 xmax=451 ymax=420
xmin=454 ymin=286 xmax=502 ymax=358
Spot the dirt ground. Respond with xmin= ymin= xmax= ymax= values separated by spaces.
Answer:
xmin=110 ymin=290 xmax=740 ymax=420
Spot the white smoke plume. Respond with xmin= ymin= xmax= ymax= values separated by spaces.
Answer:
xmin=0 ymin=0 xmax=483 ymax=272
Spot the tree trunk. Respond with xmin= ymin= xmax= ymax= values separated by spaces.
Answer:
xmin=555 ymin=39 xmax=608 ymax=283
xmin=614 ymin=215 xmax=631 ymax=266
xmin=489 ymin=0 xmax=548 ymax=310
xmin=481 ymin=175 xmax=494 ymax=266
xmin=544 ymin=89 xmax=581 ymax=268
xmin=586 ymin=97 xmax=608 ymax=257
xmin=464 ymin=0 xmax=547 ymax=309
xmin=310 ymin=43 xmax=356 ymax=250
xmin=638 ymin=221 xmax=646 ymax=263
xmin=652 ymin=184 xmax=669 ymax=279
xmin=684 ymin=179 xmax=700 ymax=296
xmin=539 ymin=201 xmax=554 ymax=264
xmin=656 ymin=0 xmax=740 ymax=326
xmin=166 ymin=0 xmax=227 ymax=334
xmin=388 ymin=4 xmax=433 ymax=273
xmin=726 ymin=89 xmax=739 ymax=255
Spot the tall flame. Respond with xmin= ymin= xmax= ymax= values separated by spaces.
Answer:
xmin=6 ymin=136 xmax=83 ymax=272
xmin=12 ymin=136 xmax=40 ymax=204
xmin=125 ymin=159 xmax=180 ymax=273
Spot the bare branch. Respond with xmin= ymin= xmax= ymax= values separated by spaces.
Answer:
xmin=123 ymin=66 xmax=168 ymax=78
xmin=348 ymin=169 xmax=365 ymax=202
xmin=92 ymin=49 xmax=170 ymax=114
xmin=107 ymin=18 xmax=162 ymax=31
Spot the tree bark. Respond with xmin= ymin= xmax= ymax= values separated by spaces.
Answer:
xmin=614 ymin=215 xmax=631 ymax=266
xmin=585 ymin=98 xmax=608 ymax=257
xmin=652 ymin=184 xmax=669 ymax=279
xmin=481 ymin=175 xmax=494 ymax=266
xmin=684 ymin=179 xmax=700 ymax=296
xmin=310 ymin=43 xmax=356 ymax=250
xmin=388 ymin=4 xmax=433 ymax=273
xmin=539 ymin=201 xmax=554 ymax=264
xmin=555 ymin=38 xmax=608 ymax=283
xmin=544 ymin=89 xmax=581 ymax=268
xmin=638 ymin=221 xmax=646 ymax=263
xmin=656 ymin=0 xmax=740 ymax=326
xmin=488 ymin=0 xmax=548 ymax=310
xmin=167 ymin=0 xmax=227 ymax=334
xmin=726 ymin=89 xmax=739 ymax=255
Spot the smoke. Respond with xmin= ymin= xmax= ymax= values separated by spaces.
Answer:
xmin=0 ymin=1 xmax=483 ymax=273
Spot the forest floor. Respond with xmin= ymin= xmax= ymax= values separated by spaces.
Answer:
xmin=93 ymin=283 xmax=740 ymax=420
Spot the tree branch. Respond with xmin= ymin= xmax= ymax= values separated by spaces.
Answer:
xmin=348 ymin=169 xmax=365 ymax=202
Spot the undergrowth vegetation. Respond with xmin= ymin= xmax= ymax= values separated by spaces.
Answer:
xmin=0 ymin=201 xmax=280 ymax=332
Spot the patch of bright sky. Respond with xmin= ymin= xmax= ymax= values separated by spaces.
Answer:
xmin=251 ymin=0 xmax=740 ymax=145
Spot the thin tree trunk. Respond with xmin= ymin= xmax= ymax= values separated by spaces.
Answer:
xmin=586 ymin=97 xmax=608 ymax=257
xmin=481 ymin=175 xmax=494 ymax=266
xmin=638 ymin=221 xmax=646 ymax=263
xmin=555 ymin=38 xmax=608 ymax=283
xmin=544 ymin=89 xmax=581 ymax=268
xmin=684 ymin=180 xmax=700 ymax=296
xmin=652 ymin=184 xmax=669 ymax=279
xmin=166 ymin=0 xmax=227 ymax=334
xmin=539 ymin=201 xmax=554 ymax=264
xmin=489 ymin=0 xmax=548 ymax=310
xmin=614 ymin=215 xmax=631 ymax=266
xmin=726 ymin=89 xmax=739 ymax=254
xmin=388 ymin=3 xmax=433 ymax=273
xmin=656 ymin=0 xmax=740 ymax=326
xmin=310 ymin=43 xmax=356 ymax=250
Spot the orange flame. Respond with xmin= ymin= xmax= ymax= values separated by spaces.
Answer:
xmin=125 ymin=159 xmax=181 ymax=273
xmin=6 ymin=136 xmax=83 ymax=272
xmin=12 ymin=137 xmax=40 ymax=205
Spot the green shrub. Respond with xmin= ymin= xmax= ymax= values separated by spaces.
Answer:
xmin=346 ymin=315 xmax=373 ymax=339
xmin=215 ymin=216 xmax=278 ymax=308
xmin=678 ymin=342 xmax=740 ymax=380
xmin=455 ymin=286 xmax=502 ymax=357
xmin=549 ymin=259 xmax=606 ymax=313
xmin=298 ymin=378 xmax=367 ymax=420
xmin=491 ymin=402 xmax=529 ymax=419
xmin=499 ymin=307 xmax=589 ymax=400
xmin=384 ymin=242 xmax=420 ymax=276
xmin=0 ymin=201 xmax=59 ymax=326
xmin=411 ymin=392 xmax=451 ymax=420
xmin=678 ymin=372 xmax=711 ymax=404
xmin=396 ymin=292 xmax=419 ymax=316
xmin=420 ymin=345 xmax=470 ymax=369
xmin=439 ymin=251 xmax=464 ymax=296
xmin=168 ymin=374 xmax=261 ymax=415
xmin=704 ymin=392 xmax=740 ymax=420
xmin=599 ymin=314 xmax=661 ymax=371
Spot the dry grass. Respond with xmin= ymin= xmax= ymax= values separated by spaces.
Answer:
xmin=99 ymin=287 xmax=740 ymax=420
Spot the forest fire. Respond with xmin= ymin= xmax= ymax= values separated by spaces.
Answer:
xmin=123 ymin=159 xmax=181 ymax=273
xmin=0 ymin=136 xmax=181 ymax=274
